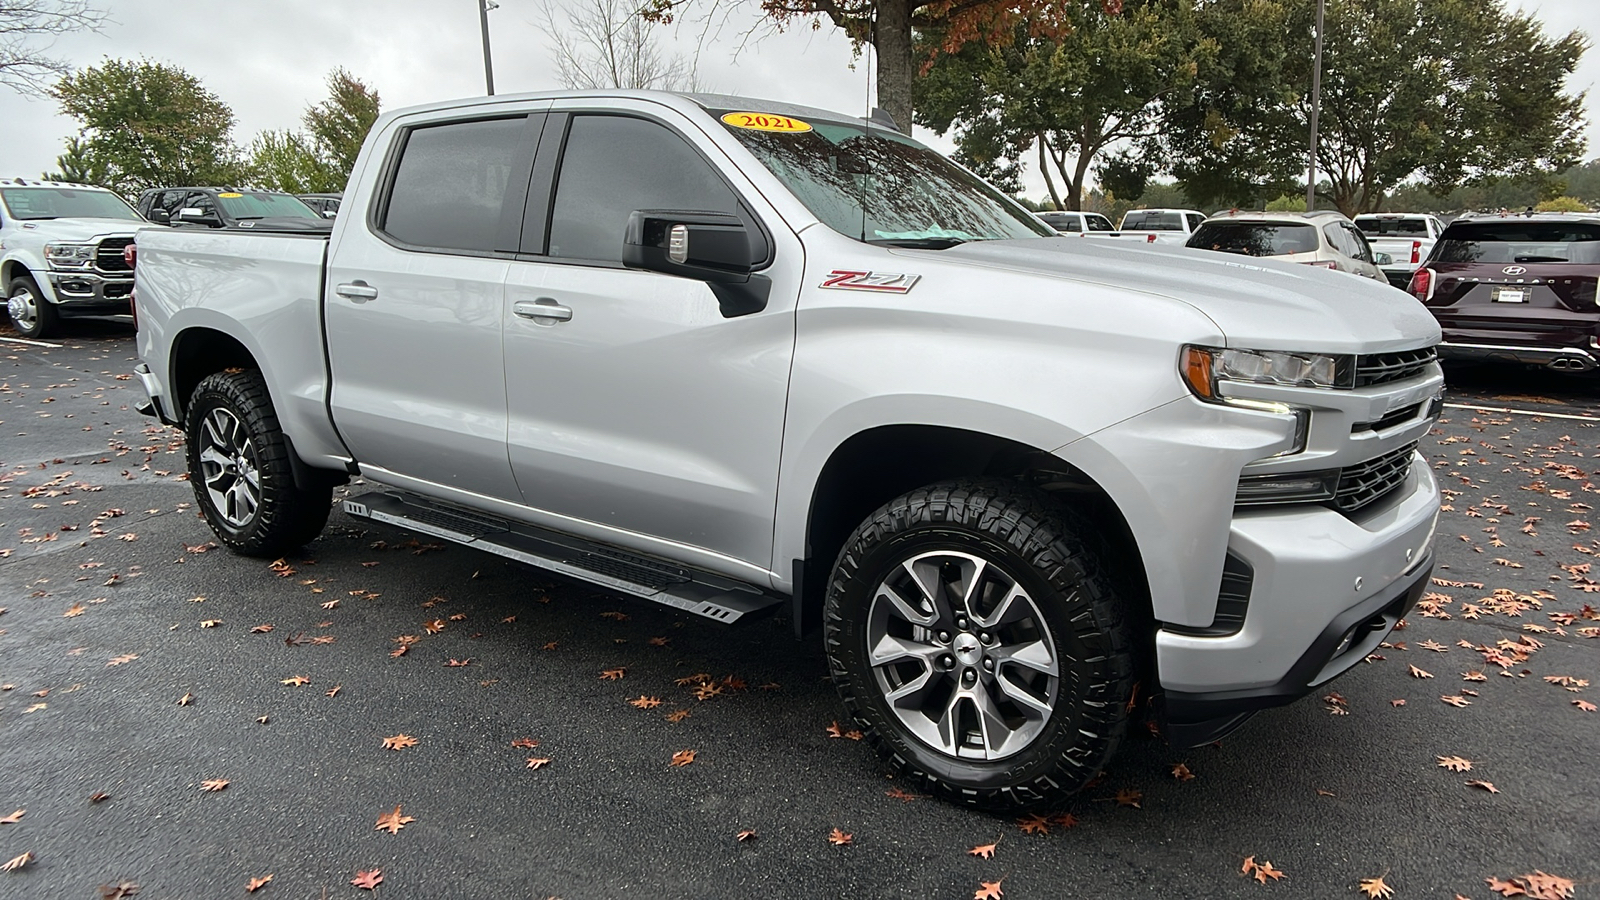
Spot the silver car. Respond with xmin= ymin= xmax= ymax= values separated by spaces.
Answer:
xmin=1188 ymin=210 xmax=1391 ymax=282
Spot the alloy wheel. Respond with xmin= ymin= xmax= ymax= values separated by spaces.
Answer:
xmin=197 ymin=407 xmax=262 ymax=528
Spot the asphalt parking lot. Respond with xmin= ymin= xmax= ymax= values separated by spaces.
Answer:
xmin=2 ymin=320 xmax=1597 ymax=900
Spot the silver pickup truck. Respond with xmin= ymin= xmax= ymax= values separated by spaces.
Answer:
xmin=130 ymin=90 xmax=1443 ymax=810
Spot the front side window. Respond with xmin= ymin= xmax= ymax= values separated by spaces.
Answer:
xmin=0 ymin=187 xmax=141 ymax=221
xmin=1187 ymin=221 xmax=1319 ymax=256
xmin=1085 ymin=213 xmax=1116 ymax=232
xmin=547 ymin=115 xmax=742 ymax=262
xmin=1434 ymin=222 xmax=1600 ymax=264
xmin=716 ymin=110 xmax=1049 ymax=247
xmin=382 ymin=116 xmax=526 ymax=253
xmin=184 ymin=192 xmax=218 ymax=217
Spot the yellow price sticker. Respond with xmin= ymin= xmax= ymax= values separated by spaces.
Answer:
xmin=721 ymin=112 xmax=812 ymax=133
xmin=217 ymin=192 xmax=243 ymax=198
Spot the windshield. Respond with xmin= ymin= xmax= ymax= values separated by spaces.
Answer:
xmin=1187 ymin=222 xmax=1319 ymax=257
xmin=715 ymin=111 xmax=1050 ymax=247
xmin=214 ymin=192 xmax=320 ymax=220
xmin=1121 ymin=210 xmax=1184 ymax=231
xmin=0 ymin=187 xmax=141 ymax=221
xmin=1434 ymin=222 xmax=1600 ymax=264
xmin=1354 ymin=217 xmax=1429 ymax=235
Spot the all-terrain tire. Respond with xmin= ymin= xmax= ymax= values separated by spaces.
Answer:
xmin=824 ymin=478 xmax=1135 ymax=811
xmin=185 ymin=369 xmax=331 ymax=557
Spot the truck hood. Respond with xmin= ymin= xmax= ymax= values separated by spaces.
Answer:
xmin=932 ymin=238 xmax=1440 ymax=355
xmin=6 ymin=217 xmax=143 ymax=242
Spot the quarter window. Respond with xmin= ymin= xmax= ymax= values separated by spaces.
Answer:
xmin=546 ymin=115 xmax=741 ymax=263
xmin=382 ymin=116 xmax=527 ymax=253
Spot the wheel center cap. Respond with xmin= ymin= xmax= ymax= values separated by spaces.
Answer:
xmin=952 ymin=633 xmax=982 ymax=666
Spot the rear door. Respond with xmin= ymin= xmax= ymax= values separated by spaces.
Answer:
xmin=500 ymin=101 xmax=801 ymax=576
xmin=324 ymin=108 xmax=544 ymax=501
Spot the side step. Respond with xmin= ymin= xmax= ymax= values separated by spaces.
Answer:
xmin=341 ymin=491 xmax=782 ymax=625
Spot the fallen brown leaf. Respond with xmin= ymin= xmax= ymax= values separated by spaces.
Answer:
xmin=1466 ymin=779 xmax=1500 ymax=793
xmin=245 ymin=874 xmax=273 ymax=892
xmin=975 ymin=879 xmax=1004 ymax=900
xmin=382 ymin=734 xmax=418 ymax=751
xmin=1437 ymin=755 xmax=1473 ymax=772
xmin=374 ymin=805 xmax=415 ymax=834
xmin=827 ymin=827 xmax=853 ymax=846
xmin=1 ymin=851 xmax=33 ymax=872
xmin=200 ymin=778 xmax=229 ymax=792
xmin=1358 ymin=875 xmax=1394 ymax=899
xmin=0 ymin=810 xmax=22 ymax=825
xmin=351 ymin=869 xmax=382 ymax=890
xmin=968 ymin=840 xmax=998 ymax=859
xmin=670 ymin=749 xmax=697 ymax=767
xmin=525 ymin=757 xmax=552 ymax=769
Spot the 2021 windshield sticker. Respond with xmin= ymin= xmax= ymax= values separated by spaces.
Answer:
xmin=721 ymin=112 xmax=812 ymax=133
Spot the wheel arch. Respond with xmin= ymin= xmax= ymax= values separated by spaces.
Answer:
xmin=169 ymin=326 xmax=262 ymax=423
xmin=792 ymin=424 xmax=1151 ymax=640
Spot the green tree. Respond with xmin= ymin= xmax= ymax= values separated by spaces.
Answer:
xmin=52 ymin=58 xmax=246 ymax=195
xmin=1166 ymin=0 xmax=1589 ymax=216
xmin=42 ymin=135 xmax=108 ymax=185
xmin=302 ymin=68 xmax=381 ymax=186
xmin=1264 ymin=193 xmax=1306 ymax=212
xmin=246 ymin=129 xmax=339 ymax=194
xmin=916 ymin=0 xmax=1210 ymax=210
xmin=1536 ymin=196 xmax=1591 ymax=213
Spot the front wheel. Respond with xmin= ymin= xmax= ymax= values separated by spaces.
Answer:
xmin=824 ymin=479 xmax=1135 ymax=810
xmin=185 ymin=369 xmax=331 ymax=556
xmin=6 ymin=275 xmax=59 ymax=339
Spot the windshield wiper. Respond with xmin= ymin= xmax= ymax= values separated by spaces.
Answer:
xmin=870 ymin=238 xmax=970 ymax=250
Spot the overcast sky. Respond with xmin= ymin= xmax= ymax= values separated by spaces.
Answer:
xmin=0 ymin=0 xmax=1594 ymax=200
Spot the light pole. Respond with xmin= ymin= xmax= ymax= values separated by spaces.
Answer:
xmin=478 ymin=0 xmax=498 ymax=96
xmin=1305 ymin=0 xmax=1324 ymax=211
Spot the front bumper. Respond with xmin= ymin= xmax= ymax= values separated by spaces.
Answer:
xmin=44 ymin=270 xmax=134 ymax=316
xmin=1156 ymin=455 xmax=1439 ymax=746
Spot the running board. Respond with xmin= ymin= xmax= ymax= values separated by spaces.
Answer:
xmin=340 ymin=491 xmax=781 ymax=625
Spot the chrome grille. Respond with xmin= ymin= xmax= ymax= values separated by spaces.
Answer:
xmin=96 ymin=237 xmax=134 ymax=273
xmin=1354 ymin=347 xmax=1435 ymax=387
xmin=1334 ymin=443 xmax=1416 ymax=513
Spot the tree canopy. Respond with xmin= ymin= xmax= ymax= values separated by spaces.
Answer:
xmin=52 ymin=57 xmax=245 ymax=195
xmin=247 ymin=68 xmax=380 ymax=193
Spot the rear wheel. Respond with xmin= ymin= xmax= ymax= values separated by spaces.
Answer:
xmin=824 ymin=479 xmax=1135 ymax=810
xmin=185 ymin=369 xmax=331 ymax=556
xmin=6 ymin=275 xmax=58 ymax=339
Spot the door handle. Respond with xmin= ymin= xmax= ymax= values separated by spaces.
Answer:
xmin=514 ymin=298 xmax=573 ymax=324
xmin=334 ymin=281 xmax=378 ymax=302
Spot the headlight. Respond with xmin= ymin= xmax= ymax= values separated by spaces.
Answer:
xmin=44 ymin=242 xmax=96 ymax=268
xmin=1182 ymin=345 xmax=1350 ymax=399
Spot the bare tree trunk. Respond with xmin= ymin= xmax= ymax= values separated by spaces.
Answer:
xmin=1069 ymin=144 xmax=1094 ymax=211
xmin=1037 ymin=136 xmax=1062 ymax=210
xmin=872 ymin=0 xmax=914 ymax=131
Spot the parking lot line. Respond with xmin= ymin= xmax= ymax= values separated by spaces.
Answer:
xmin=0 ymin=335 xmax=64 ymax=348
xmin=1444 ymin=402 xmax=1600 ymax=423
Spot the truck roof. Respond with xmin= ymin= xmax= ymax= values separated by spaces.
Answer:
xmin=0 ymin=178 xmax=114 ymax=191
xmin=378 ymin=89 xmax=886 ymax=133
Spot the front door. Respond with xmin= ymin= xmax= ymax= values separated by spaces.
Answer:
xmin=325 ymin=111 xmax=542 ymax=501
xmin=502 ymin=106 xmax=800 ymax=576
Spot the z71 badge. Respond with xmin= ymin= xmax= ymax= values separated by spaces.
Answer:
xmin=819 ymin=270 xmax=921 ymax=293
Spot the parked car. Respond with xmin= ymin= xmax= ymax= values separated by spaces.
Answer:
xmin=1116 ymin=208 xmax=1208 ymax=245
xmin=1037 ymin=210 xmax=1120 ymax=237
xmin=297 ymin=192 xmax=343 ymax=217
xmin=129 ymin=90 xmax=1442 ymax=811
xmin=1353 ymin=213 xmax=1445 ymax=288
xmin=1408 ymin=212 xmax=1600 ymax=372
xmin=135 ymin=187 xmax=331 ymax=231
xmin=1 ymin=178 xmax=140 ymax=338
xmin=1187 ymin=210 xmax=1390 ymax=283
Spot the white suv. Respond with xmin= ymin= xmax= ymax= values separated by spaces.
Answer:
xmin=1 ymin=179 xmax=143 ymax=338
xmin=1187 ymin=210 xmax=1389 ymax=282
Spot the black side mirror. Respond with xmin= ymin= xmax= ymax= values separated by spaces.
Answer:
xmin=148 ymin=208 xmax=170 ymax=224
xmin=623 ymin=209 xmax=770 ymax=317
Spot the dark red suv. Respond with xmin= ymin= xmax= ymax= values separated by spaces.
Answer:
xmin=1409 ymin=213 xmax=1600 ymax=371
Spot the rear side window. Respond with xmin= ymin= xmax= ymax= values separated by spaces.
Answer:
xmin=1187 ymin=222 xmax=1318 ymax=256
xmin=546 ymin=115 xmax=741 ymax=263
xmin=1121 ymin=211 xmax=1183 ymax=231
xmin=382 ymin=116 xmax=527 ymax=253
xmin=1434 ymin=222 xmax=1600 ymax=264
xmin=1354 ymin=217 xmax=1429 ymax=235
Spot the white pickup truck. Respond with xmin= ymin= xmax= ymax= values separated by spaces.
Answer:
xmin=130 ymin=90 xmax=1444 ymax=810
xmin=1353 ymin=213 xmax=1445 ymax=288
xmin=1115 ymin=207 xmax=1209 ymax=245
xmin=2 ymin=179 xmax=141 ymax=338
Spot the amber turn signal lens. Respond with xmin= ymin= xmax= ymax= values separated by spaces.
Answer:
xmin=1182 ymin=347 xmax=1215 ymax=399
